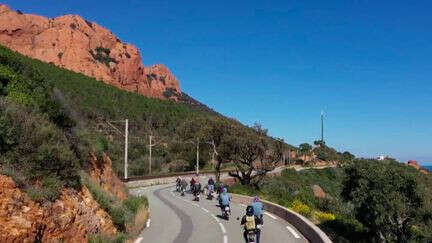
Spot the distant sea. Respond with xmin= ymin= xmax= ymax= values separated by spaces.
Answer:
xmin=423 ymin=165 xmax=432 ymax=172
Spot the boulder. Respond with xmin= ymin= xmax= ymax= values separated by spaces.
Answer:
xmin=311 ymin=185 xmax=327 ymax=199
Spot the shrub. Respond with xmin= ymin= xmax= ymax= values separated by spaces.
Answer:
xmin=87 ymin=233 xmax=126 ymax=243
xmin=0 ymin=108 xmax=17 ymax=153
xmin=82 ymin=174 xmax=147 ymax=233
xmin=314 ymin=211 xmax=336 ymax=222
xmin=290 ymin=199 xmax=312 ymax=217
xmin=124 ymin=195 xmax=148 ymax=214
xmin=90 ymin=47 xmax=118 ymax=67
xmin=26 ymin=176 xmax=64 ymax=203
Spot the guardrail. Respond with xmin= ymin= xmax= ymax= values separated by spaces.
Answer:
xmin=231 ymin=194 xmax=332 ymax=243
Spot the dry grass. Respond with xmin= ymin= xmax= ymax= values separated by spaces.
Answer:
xmin=126 ymin=205 xmax=149 ymax=240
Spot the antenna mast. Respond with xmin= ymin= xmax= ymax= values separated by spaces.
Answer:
xmin=321 ymin=111 xmax=324 ymax=142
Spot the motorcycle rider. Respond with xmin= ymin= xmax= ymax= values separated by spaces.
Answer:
xmin=251 ymin=196 xmax=264 ymax=225
xmin=175 ymin=177 xmax=181 ymax=191
xmin=180 ymin=178 xmax=188 ymax=196
xmin=190 ymin=176 xmax=196 ymax=193
xmin=193 ymin=181 xmax=202 ymax=201
xmin=219 ymin=187 xmax=231 ymax=215
xmin=218 ymin=182 xmax=225 ymax=194
xmin=207 ymin=177 xmax=215 ymax=197
xmin=241 ymin=206 xmax=262 ymax=243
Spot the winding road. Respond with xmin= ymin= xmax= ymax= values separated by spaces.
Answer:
xmin=130 ymin=184 xmax=308 ymax=243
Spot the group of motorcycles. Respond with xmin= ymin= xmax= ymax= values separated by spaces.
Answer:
xmin=175 ymin=180 xmax=259 ymax=243
xmin=175 ymin=182 xmax=218 ymax=202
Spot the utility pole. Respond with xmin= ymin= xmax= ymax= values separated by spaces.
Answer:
xmin=196 ymin=137 xmax=199 ymax=175
xmin=124 ymin=119 xmax=128 ymax=180
xmin=149 ymin=135 xmax=153 ymax=175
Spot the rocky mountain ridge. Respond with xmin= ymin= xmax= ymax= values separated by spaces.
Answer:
xmin=0 ymin=4 xmax=181 ymax=100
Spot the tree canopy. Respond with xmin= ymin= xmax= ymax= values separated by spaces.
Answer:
xmin=342 ymin=159 xmax=432 ymax=242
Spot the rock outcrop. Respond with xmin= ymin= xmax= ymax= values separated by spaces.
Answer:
xmin=311 ymin=185 xmax=327 ymax=199
xmin=90 ymin=152 xmax=127 ymax=200
xmin=0 ymin=4 xmax=181 ymax=100
xmin=0 ymin=175 xmax=117 ymax=242
xmin=407 ymin=160 xmax=420 ymax=170
xmin=407 ymin=160 xmax=429 ymax=174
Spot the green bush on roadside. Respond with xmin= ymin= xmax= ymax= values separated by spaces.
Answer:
xmin=82 ymin=173 xmax=148 ymax=234
xmin=87 ymin=233 xmax=126 ymax=243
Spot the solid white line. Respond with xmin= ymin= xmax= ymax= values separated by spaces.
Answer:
xmin=223 ymin=235 xmax=228 ymax=243
xmin=265 ymin=212 xmax=277 ymax=220
xmin=192 ymin=203 xmax=200 ymax=207
xmin=146 ymin=219 xmax=151 ymax=228
xmin=286 ymin=226 xmax=301 ymax=238
xmin=201 ymin=207 xmax=209 ymax=213
xmin=219 ymin=222 xmax=226 ymax=234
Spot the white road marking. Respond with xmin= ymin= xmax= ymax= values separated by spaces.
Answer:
xmin=146 ymin=219 xmax=151 ymax=228
xmin=192 ymin=203 xmax=200 ymax=207
xmin=223 ymin=235 xmax=228 ymax=243
xmin=286 ymin=226 xmax=301 ymax=238
xmin=265 ymin=212 xmax=277 ymax=220
xmin=219 ymin=222 xmax=226 ymax=234
xmin=201 ymin=207 xmax=209 ymax=213
xmin=239 ymin=203 xmax=247 ymax=207
xmin=134 ymin=237 xmax=143 ymax=243
xmin=211 ymin=214 xmax=220 ymax=222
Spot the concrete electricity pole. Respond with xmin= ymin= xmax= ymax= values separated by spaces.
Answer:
xmin=124 ymin=119 xmax=128 ymax=180
xmin=196 ymin=137 xmax=200 ymax=175
xmin=149 ymin=135 xmax=153 ymax=175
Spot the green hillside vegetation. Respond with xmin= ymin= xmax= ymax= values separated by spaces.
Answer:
xmin=231 ymin=159 xmax=432 ymax=242
xmin=0 ymin=45 xmax=148 ymax=240
xmin=0 ymin=44 xmax=292 ymax=183
xmin=0 ymin=44 xmax=291 ymax=240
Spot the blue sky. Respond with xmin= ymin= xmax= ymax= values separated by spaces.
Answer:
xmin=5 ymin=0 xmax=432 ymax=164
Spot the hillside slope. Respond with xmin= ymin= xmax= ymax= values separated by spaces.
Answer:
xmin=0 ymin=4 xmax=181 ymax=100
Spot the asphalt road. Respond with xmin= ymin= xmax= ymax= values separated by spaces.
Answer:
xmin=131 ymin=184 xmax=309 ymax=243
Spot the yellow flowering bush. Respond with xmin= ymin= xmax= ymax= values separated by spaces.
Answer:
xmin=290 ymin=199 xmax=312 ymax=216
xmin=314 ymin=211 xmax=336 ymax=222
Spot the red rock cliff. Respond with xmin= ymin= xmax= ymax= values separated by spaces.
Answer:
xmin=0 ymin=5 xmax=181 ymax=100
xmin=0 ymin=175 xmax=117 ymax=242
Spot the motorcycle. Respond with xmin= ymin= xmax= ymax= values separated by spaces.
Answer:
xmin=207 ymin=188 xmax=214 ymax=200
xmin=180 ymin=187 xmax=185 ymax=196
xmin=246 ymin=230 xmax=257 ymax=243
xmin=194 ymin=191 xmax=200 ymax=201
xmin=222 ymin=205 xmax=230 ymax=220
xmin=176 ymin=184 xmax=181 ymax=192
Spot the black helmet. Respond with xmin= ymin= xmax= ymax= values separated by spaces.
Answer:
xmin=246 ymin=206 xmax=254 ymax=216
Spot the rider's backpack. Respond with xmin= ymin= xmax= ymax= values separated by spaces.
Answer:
xmin=245 ymin=216 xmax=256 ymax=231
